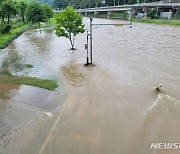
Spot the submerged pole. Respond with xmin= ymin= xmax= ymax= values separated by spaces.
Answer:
xmin=90 ymin=17 xmax=93 ymax=64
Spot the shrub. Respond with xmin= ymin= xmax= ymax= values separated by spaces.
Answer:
xmin=147 ymin=9 xmax=158 ymax=19
xmin=0 ymin=23 xmax=11 ymax=34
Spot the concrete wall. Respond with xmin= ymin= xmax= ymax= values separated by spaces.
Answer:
xmin=160 ymin=12 xmax=169 ymax=18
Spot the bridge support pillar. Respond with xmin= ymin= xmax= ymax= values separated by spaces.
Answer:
xmin=94 ymin=11 xmax=98 ymax=18
xmin=168 ymin=9 xmax=173 ymax=19
xmin=174 ymin=8 xmax=180 ymax=17
xmin=143 ymin=8 xmax=149 ymax=18
xmin=107 ymin=11 xmax=111 ymax=19
xmin=129 ymin=8 xmax=137 ymax=20
xmin=85 ymin=12 xmax=88 ymax=17
xmin=129 ymin=9 xmax=132 ymax=20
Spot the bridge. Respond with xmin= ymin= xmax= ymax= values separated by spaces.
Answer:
xmin=76 ymin=3 xmax=180 ymax=19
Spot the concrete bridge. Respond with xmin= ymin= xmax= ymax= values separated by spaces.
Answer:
xmin=76 ymin=3 xmax=180 ymax=19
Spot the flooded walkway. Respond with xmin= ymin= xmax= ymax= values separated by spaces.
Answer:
xmin=0 ymin=18 xmax=180 ymax=154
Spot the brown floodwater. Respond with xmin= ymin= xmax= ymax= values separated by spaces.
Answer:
xmin=0 ymin=18 xmax=180 ymax=154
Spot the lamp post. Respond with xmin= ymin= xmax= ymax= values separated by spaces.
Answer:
xmin=90 ymin=17 xmax=93 ymax=64
xmin=85 ymin=31 xmax=89 ymax=65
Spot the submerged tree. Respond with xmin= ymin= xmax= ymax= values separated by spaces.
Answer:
xmin=55 ymin=6 xmax=85 ymax=50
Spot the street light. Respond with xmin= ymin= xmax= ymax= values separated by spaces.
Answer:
xmin=90 ymin=17 xmax=93 ymax=64
xmin=85 ymin=31 xmax=90 ymax=65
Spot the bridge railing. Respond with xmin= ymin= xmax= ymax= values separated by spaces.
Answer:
xmin=76 ymin=3 xmax=180 ymax=12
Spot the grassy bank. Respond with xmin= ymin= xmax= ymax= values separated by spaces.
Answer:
xmin=96 ymin=13 xmax=127 ymax=19
xmin=131 ymin=19 xmax=180 ymax=26
xmin=0 ymin=17 xmax=56 ymax=49
xmin=0 ymin=75 xmax=58 ymax=91
xmin=0 ymin=23 xmax=30 ymax=49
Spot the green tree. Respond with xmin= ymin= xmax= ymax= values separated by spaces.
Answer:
xmin=0 ymin=0 xmax=18 ymax=24
xmin=18 ymin=0 xmax=28 ymax=24
xmin=26 ymin=1 xmax=45 ymax=32
xmin=147 ymin=8 xmax=158 ymax=19
xmin=42 ymin=3 xmax=53 ymax=22
xmin=55 ymin=6 xmax=85 ymax=50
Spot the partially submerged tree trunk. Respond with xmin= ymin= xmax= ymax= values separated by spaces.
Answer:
xmin=38 ymin=23 xmax=41 ymax=34
xmin=22 ymin=15 xmax=25 ymax=24
xmin=69 ymin=34 xmax=75 ymax=50
xmin=7 ymin=16 xmax=10 ymax=24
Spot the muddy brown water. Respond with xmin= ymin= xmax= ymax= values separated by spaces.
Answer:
xmin=0 ymin=18 xmax=180 ymax=154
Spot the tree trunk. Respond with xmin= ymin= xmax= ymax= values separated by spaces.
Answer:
xmin=69 ymin=34 xmax=75 ymax=50
xmin=39 ymin=23 xmax=41 ymax=34
xmin=1 ymin=16 xmax=4 ymax=23
xmin=22 ymin=16 xmax=25 ymax=24
xmin=8 ymin=16 xmax=10 ymax=24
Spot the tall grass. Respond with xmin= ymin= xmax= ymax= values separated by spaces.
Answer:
xmin=132 ymin=19 xmax=180 ymax=26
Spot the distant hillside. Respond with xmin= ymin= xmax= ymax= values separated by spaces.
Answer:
xmin=28 ymin=0 xmax=53 ymax=5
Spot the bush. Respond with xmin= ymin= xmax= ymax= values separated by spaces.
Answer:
xmin=147 ymin=9 xmax=158 ymax=19
xmin=0 ymin=23 xmax=11 ymax=34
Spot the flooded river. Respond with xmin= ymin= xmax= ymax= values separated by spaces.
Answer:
xmin=0 ymin=18 xmax=180 ymax=154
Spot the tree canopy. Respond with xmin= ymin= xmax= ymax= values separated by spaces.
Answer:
xmin=0 ymin=0 xmax=53 ymax=34
xmin=55 ymin=6 xmax=85 ymax=49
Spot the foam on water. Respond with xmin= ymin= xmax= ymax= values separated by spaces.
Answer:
xmin=148 ymin=85 xmax=180 ymax=115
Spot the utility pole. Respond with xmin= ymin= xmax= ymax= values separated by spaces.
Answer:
xmin=90 ymin=17 xmax=93 ymax=64
xmin=85 ymin=31 xmax=89 ymax=65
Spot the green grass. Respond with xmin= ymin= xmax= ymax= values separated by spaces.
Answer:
xmin=98 ymin=14 xmax=108 ymax=18
xmin=24 ymin=64 xmax=33 ymax=68
xmin=0 ymin=75 xmax=58 ymax=91
xmin=131 ymin=19 xmax=180 ymax=26
xmin=97 ymin=13 xmax=127 ymax=19
xmin=0 ymin=24 xmax=29 ymax=49
xmin=110 ymin=13 xmax=127 ymax=19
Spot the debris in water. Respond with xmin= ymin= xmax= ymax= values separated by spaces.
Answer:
xmin=43 ymin=112 xmax=52 ymax=119
xmin=156 ymin=84 xmax=162 ymax=92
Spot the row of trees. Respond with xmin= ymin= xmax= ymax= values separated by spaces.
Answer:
xmin=53 ymin=0 xmax=161 ymax=9
xmin=0 ymin=0 xmax=53 ymax=33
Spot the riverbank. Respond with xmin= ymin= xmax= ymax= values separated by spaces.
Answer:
xmin=0 ymin=19 xmax=59 ymax=91
xmin=0 ymin=23 xmax=30 ymax=49
xmin=131 ymin=18 xmax=180 ymax=26
xmin=0 ymin=18 xmax=56 ymax=50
